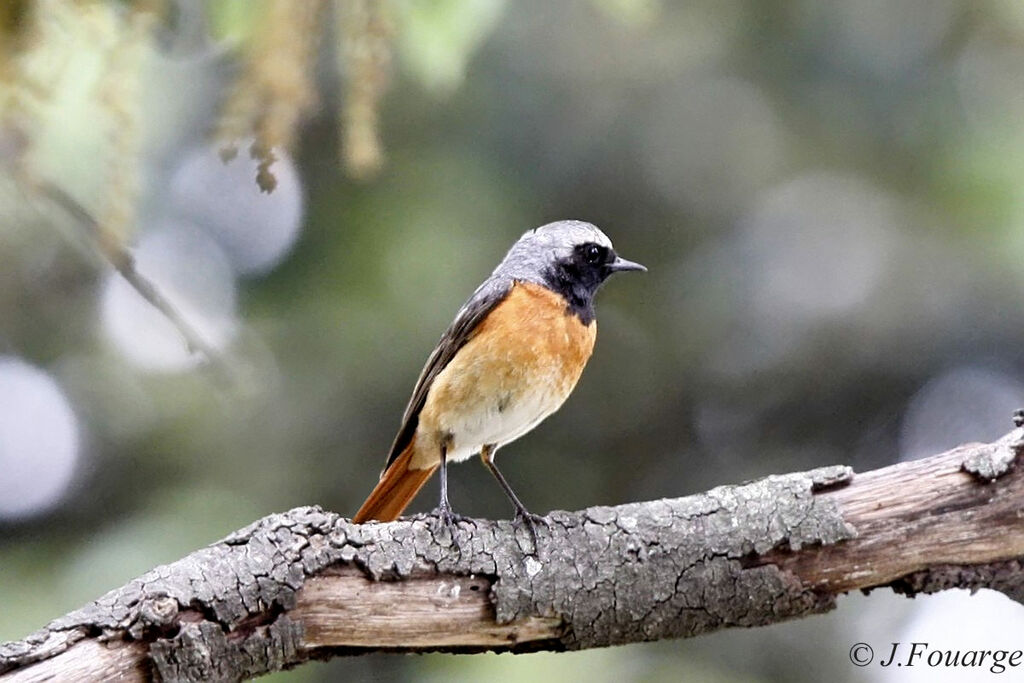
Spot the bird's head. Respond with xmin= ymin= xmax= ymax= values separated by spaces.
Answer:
xmin=495 ymin=220 xmax=645 ymax=322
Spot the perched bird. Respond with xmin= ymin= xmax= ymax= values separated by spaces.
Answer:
xmin=352 ymin=220 xmax=645 ymax=530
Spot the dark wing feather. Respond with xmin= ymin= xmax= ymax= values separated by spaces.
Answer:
xmin=383 ymin=277 xmax=513 ymax=471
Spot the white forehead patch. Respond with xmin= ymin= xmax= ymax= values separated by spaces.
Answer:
xmin=529 ymin=220 xmax=612 ymax=250
xmin=492 ymin=220 xmax=615 ymax=285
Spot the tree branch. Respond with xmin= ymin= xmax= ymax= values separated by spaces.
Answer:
xmin=3 ymin=429 xmax=1023 ymax=682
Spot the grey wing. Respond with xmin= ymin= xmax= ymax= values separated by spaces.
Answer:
xmin=383 ymin=277 xmax=513 ymax=470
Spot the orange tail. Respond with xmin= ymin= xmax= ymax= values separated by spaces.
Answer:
xmin=352 ymin=440 xmax=437 ymax=523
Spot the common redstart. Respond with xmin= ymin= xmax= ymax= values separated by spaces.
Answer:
xmin=353 ymin=220 xmax=645 ymax=531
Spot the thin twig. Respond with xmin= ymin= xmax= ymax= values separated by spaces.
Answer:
xmin=24 ymin=175 xmax=233 ymax=380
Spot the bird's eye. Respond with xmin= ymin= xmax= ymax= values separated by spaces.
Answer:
xmin=584 ymin=244 xmax=603 ymax=265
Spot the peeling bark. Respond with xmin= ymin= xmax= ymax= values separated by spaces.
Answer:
xmin=2 ymin=430 xmax=1024 ymax=682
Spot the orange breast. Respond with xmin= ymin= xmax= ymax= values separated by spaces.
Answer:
xmin=411 ymin=281 xmax=596 ymax=468
xmin=472 ymin=281 xmax=597 ymax=390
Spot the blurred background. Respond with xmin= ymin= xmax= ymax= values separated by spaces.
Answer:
xmin=3 ymin=0 xmax=1024 ymax=681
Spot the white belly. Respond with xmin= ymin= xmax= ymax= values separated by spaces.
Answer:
xmin=408 ymin=378 xmax=570 ymax=470
xmin=443 ymin=386 xmax=565 ymax=463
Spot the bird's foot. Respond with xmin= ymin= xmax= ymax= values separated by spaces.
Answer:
xmin=513 ymin=508 xmax=549 ymax=552
xmin=431 ymin=504 xmax=474 ymax=548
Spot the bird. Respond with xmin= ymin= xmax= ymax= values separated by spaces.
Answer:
xmin=352 ymin=220 xmax=645 ymax=533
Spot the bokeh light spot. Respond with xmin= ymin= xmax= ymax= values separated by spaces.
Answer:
xmin=100 ymin=222 xmax=238 ymax=373
xmin=167 ymin=144 xmax=304 ymax=276
xmin=739 ymin=172 xmax=896 ymax=323
xmin=900 ymin=365 xmax=1024 ymax=462
xmin=0 ymin=357 xmax=81 ymax=520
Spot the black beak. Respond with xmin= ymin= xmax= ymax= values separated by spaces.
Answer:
xmin=608 ymin=256 xmax=647 ymax=273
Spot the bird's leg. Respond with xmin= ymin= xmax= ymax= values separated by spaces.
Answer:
xmin=480 ymin=445 xmax=548 ymax=546
xmin=433 ymin=440 xmax=471 ymax=546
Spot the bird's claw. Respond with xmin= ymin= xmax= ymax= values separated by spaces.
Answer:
xmin=431 ymin=505 xmax=474 ymax=548
xmin=514 ymin=509 xmax=549 ymax=552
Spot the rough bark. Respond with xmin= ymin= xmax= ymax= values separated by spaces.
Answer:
xmin=2 ymin=429 xmax=1023 ymax=682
